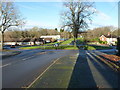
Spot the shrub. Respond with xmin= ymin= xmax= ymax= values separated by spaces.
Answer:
xmin=99 ymin=41 xmax=107 ymax=44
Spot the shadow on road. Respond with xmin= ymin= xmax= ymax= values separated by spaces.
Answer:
xmin=68 ymin=50 xmax=97 ymax=88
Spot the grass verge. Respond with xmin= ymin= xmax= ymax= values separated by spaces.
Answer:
xmin=30 ymin=54 xmax=78 ymax=88
xmin=20 ymin=45 xmax=79 ymax=50
xmin=60 ymin=38 xmax=74 ymax=45
xmin=44 ymin=42 xmax=60 ymax=45
xmin=84 ymin=45 xmax=112 ymax=50
xmin=20 ymin=45 xmax=112 ymax=50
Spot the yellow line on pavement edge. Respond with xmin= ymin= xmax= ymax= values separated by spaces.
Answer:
xmin=25 ymin=57 xmax=60 ymax=88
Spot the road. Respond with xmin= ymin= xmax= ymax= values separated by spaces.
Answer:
xmin=2 ymin=49 xmax=78 ymax=88
xmin=2 ymin=48 xmax=120 ymax=88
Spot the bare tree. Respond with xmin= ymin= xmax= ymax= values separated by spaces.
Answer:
xmin=0 ymin=1 xmax=25 ymax=50
xmin=61 ymin=0 xmax=95 ymax=45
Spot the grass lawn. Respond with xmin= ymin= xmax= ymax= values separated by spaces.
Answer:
xmin=60 ymin=38 xmax=74 ymax=45
xmin=20 ymin=44 xmax=112 ymax=50
xmin=20 ymin=45 xmax=79 ymax=50
xmin=84 ymin=45 xmax=113 ymax=50
xmin=64 ymin=46 xmax=78 ymax=50
xmin=60 ymin=38 xmax=83 ymax=45
xmin=44 ymin=42 xmax=60 ymax=45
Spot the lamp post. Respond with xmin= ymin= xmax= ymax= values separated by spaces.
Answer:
xmin=118 ymin=1 xmax=120 ymax=55
xmin=0 ymin=26 xmax=3 ymax=50
xmin=117 ymin=36 xmax=120 ymax=55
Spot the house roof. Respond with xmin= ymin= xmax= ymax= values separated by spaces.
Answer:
xmin=4 ymin=38 xmax=44 ymax=42
xmin=101 ymin=35 xmax=117 ymax=38
xmin=105 ymin=35 xmax=117 ymax=38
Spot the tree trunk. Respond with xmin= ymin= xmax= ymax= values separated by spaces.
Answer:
xmin=73 ymin=37 xmax=76 ymax=47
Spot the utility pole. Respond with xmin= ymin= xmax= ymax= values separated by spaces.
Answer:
xmin=0 ymin=26 xmax=3 ymax=50
xmin=117 ymin=1 xmax=120 ymax=55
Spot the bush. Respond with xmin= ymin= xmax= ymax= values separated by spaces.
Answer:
xmin=99 ymin=41 xmax=107 ymax=44
xmin=84 ymin=45 xmax=96 ymax=50
xmin=83 ymin=45 xmax=112 ymax=50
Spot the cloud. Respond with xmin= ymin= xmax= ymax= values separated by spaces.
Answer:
xmin=90 ymin=7 xmax=111 ymax=21
xmin=98 ymin=11 xmax=111 ymax=20
xmin=89 ymin=19 xmax=118 ymax=29
xmin=91 ymin=8 xmax=111 ymax=21
xmin=24 ymin=20 xmax=58 ymax=29
xmin=16 ymin=3 xmax=36 ymax=10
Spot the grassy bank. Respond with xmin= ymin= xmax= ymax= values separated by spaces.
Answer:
xmin=60 ymin=37 xmax=83 ymax=45
xmin=20 ymin=45 xmax=78 ymax=50
xmin=84 ymin=45 xmax=113 ymax=50
xmin=60 ymin=38 xmax=74 ymax=45
xmin=44 ymin=42 xmax=60 ymax=45
xmin=20 ymin=45 xmax=112 ymax=50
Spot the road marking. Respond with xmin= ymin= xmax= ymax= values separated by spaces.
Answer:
xmin=36 ymin=52 xmax=46 ymax=55
xmin=22 ymin=56 xmax=35 ymax=61
xmin=0 ymin=63 xmax=11 ymax=68
xmin=1 ymin=51 xmax=47 ymax=68
xmin=26 ymin=58 xmax=60 ymax=88
xmin=22 ymin=52 xmax=47 ymax=61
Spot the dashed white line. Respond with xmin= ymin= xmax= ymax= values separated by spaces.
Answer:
xmin=1 ymin=52 xmax=46 ymax=68
xmin=0 ymin=63 xmax=11 ymax=68
xmin=22 ymin=56 xmax=35 ymax=61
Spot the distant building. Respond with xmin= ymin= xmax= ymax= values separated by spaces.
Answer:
xmin=4 ymin=38 xmax=45 ymax=45
xmin=40 ymin=35 xmax=60 ymax=40
xmin=40 ymin=35 xmax=60 ymax=43
xmin=99 ymin=34 xmax=117 ymax=45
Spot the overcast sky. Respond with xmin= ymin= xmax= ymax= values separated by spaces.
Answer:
xmin=14 ymin=1 xmax=118 ymax=30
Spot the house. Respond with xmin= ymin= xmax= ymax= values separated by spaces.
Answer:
xmin=20 ymin=38 xmax=45 ymax=45
xmin=4 ymin=38 xmax=45 ymax=46
xmin=4 ymin=39 xmax=23 ymax=45
xmin=43 ymin=38 xmax=52 ymax=43
xmin=41 ymin=35 xmax=60 ymax=39
xmin=40 ymin=35 xmax=60 ymax=43
xmin=99 ymin=34 xmax=117 ymax=45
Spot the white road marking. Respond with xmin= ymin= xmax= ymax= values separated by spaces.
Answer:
xmin=0 ymin=63 xmax=11 ymax=68
xmin=1 ymin=52 xmax=46 ymax=68
xmin=22 ymin=56 xmax=35 ymax=61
